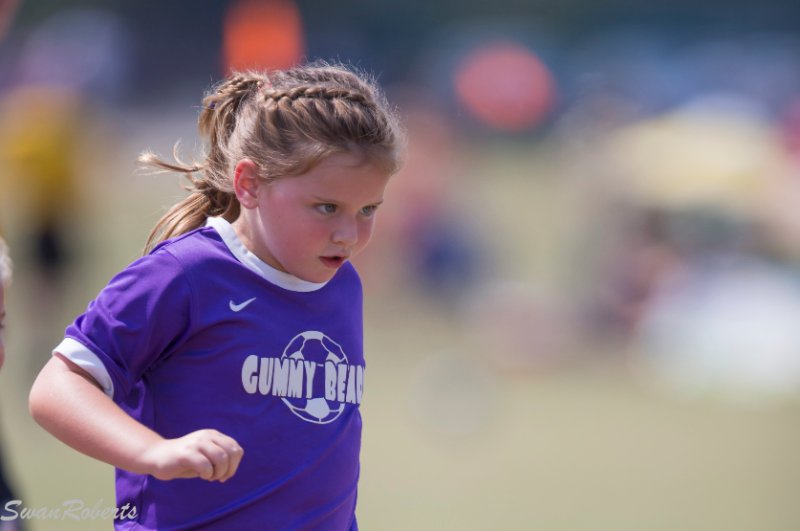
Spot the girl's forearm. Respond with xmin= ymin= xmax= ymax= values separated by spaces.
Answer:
xmin=29 ymin=354 xmax=163 ymax=475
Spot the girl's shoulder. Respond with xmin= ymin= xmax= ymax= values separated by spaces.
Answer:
xmin=147 ymin=226 xmax=232 ymax=272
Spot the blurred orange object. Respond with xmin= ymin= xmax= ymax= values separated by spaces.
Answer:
xmin=454 ymin=40 xmax=556 ymax=132
xmin=223 ymin=0 xmax=304 ymax=73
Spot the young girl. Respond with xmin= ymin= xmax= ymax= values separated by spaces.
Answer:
xmin=29 ymin=62 xmax=403 ymax=530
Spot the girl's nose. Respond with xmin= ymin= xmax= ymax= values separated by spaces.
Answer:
xmin=332 ymin=218 xmax=359 ymax=247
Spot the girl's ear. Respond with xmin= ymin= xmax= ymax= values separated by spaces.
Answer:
xmin=233 ymin=159 xmax=261 ymax=209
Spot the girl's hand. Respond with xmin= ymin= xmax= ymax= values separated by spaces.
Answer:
xmin=140 ymin=429 xmax=244 ymax=482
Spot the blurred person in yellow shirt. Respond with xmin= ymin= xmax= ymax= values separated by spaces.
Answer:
xmin=0 ymin=86 xmax=81 ymax=282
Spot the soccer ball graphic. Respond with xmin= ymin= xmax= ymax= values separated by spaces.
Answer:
xmin=281 ymin=330 xmax=349 ymax=424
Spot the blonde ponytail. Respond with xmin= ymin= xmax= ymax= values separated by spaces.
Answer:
xmin=139 ymin=75 xmax=259 ymax=254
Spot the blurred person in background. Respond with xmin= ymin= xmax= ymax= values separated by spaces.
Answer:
xmin=0 ymin=2 xmax=90 ymax=288
xmin=358 ymin=92 xmax=487 ymax=308
xmin=581 ymin=206 xmax=684 ymax=343
xmin=0 ymin=87 xmax=81 ymax=285
xmin=0 ymin=1 xmax=28 ymax=525
xmin=0 ymin=85 xmax=84 ymax=377
xmin=0 ymin=237 xmax=24 ymax=531
xmin=571 ymin=94 xmax=800 ymax=402
xmin=0 ymin=0 xmax=18 ymax=40
xmin=0 ymin=239 xmax=10 ymax=371
xmin=0 ymin=5 xmax=134 ymax=377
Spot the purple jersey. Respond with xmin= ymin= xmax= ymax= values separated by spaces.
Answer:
xmin=55 ymin=217 xmax=365 ymax=530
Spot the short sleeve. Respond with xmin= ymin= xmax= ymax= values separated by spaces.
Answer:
xmin=59 ymin=249 xmax=193 ymax=401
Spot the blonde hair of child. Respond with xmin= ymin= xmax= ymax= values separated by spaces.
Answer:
xmin=140 ymin=61 xmax=404 ymax=254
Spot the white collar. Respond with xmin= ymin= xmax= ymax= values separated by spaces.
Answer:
xmin=205 ymin=216 xmax=330 ymax=293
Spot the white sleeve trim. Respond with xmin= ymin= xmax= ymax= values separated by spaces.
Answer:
xmin=53 ymin=338 xmax=115 ymax=398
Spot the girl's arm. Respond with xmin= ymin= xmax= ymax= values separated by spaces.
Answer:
xmin=29 ymin=354 xmax=244 ymax=482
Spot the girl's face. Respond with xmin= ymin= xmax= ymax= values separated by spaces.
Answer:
xmin=234 ymin=152 xmax=391 ymax=283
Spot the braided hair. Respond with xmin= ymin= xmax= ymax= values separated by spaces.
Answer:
xmin=141 ymin=62 xmax=403 ymax=254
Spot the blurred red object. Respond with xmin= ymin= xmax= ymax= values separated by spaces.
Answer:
xmin=0 ymin=0 xmax=19 ymax=41
xmin=454 ymin=40 xmax=556 ymax=132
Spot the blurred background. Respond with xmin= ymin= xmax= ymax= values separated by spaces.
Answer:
xmin=1 ymin=0 xmax=800 ymax=529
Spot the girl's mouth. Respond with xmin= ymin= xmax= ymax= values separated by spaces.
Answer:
xmin=320 ymin=256 xmax=345 ymax=269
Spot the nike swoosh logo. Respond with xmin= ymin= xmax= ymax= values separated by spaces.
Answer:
xmin=229 ymin=297 xmax=256 ymax=312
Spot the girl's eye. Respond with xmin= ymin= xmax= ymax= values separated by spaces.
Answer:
xmin=316 ymin=203 xmax=337 ymax=214
xmin=360 ymin=205 xmax=378 ymax=217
